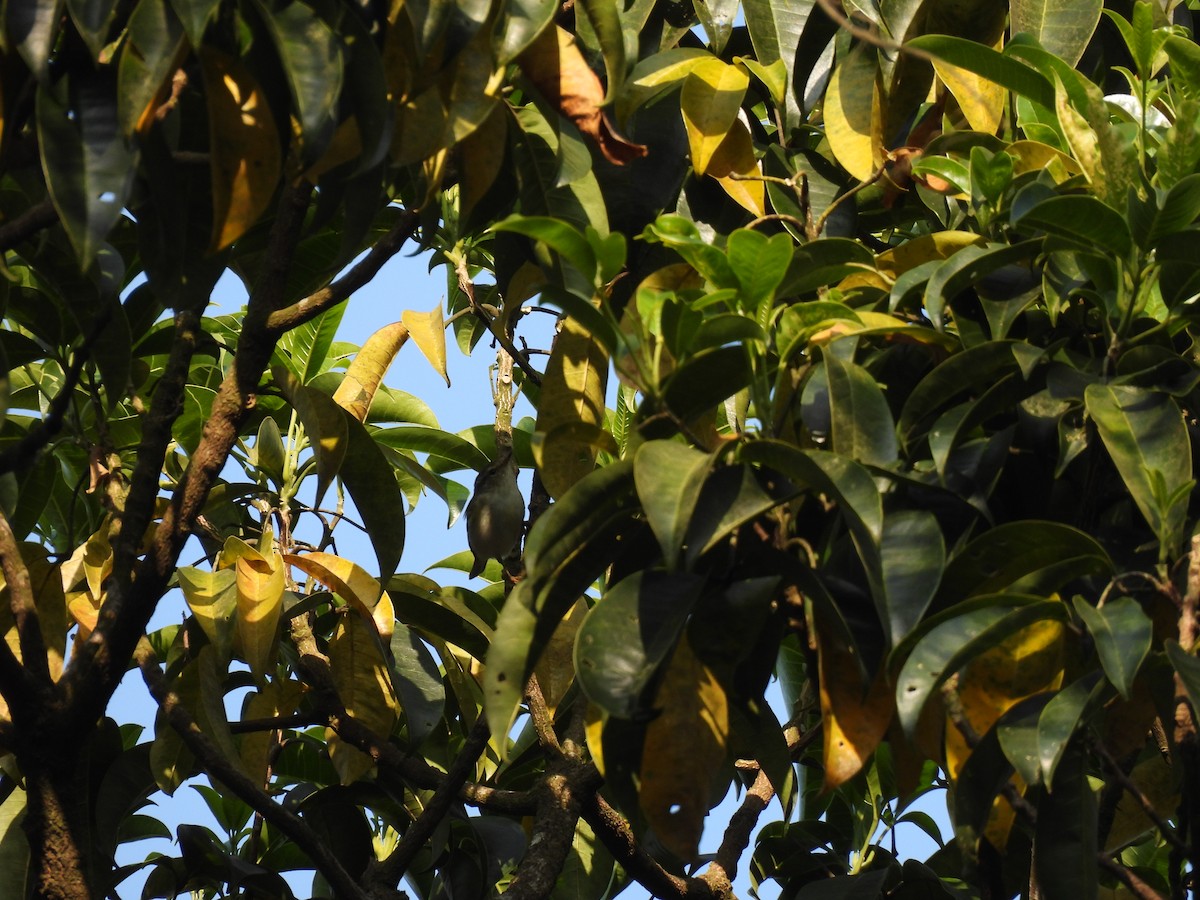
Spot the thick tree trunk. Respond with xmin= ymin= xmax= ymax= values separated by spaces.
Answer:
xmin=22 ymin=760 xmax=92 ymax=900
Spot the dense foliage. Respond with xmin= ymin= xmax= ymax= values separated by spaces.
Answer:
xmin=4 ymin=0 xmax=1200 ymax=898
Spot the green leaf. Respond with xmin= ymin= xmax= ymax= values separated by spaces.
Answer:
xmin=1035 ymin=743 xmax=1098 ymax=900
xmin=168 ymin=0 xmax=219 ymax=46
xmin=289 ymin=384 xmax=349 ymax=508
xmin=341 ymin=414 xmax=407 ymax=582
xmin=1072 ymin=596 xmax=1151 ymax=699
xmin=1037 ymin=672 xmax=1104 ymax=788
xmin=660 ymin=344 xmax=753 ymax=423
xmin=0 ymin=780 xmax=27 ymax=894
xmin=742 ymin=0 xmax=813 ymax=128
xmin=277 ymin=306 xmax=345 ymax=386
xmin=372 ymin=426 xmax=491 ymax=471
xmin=634 ymin=441 xmax=711 ymax=569
xmin=726 ymin=229 xmax=793 ymax=316
xmin=37 ymin=74 xmax=136 ymax=266
xmin=898 ymin=342 xmax=1022 ymax=451
xmin=389 ymin=622 xmax=445 ymax=748
xmin=494 ymin=0 xmax=556 ymax=63
xmin=934 ymin=521 xmax=1112 ymax=614
xmin=1009 ymin=0 xmax=1102 ymax=66
xmin=493 ymin=215 xmax=597 ymax=284
xmin=905 ymin=35 xmax=1055 ymax=109
xmin=387 ymin=583 xmax=492 ymax=662
xmin=880 ymin=511 xmax=945 ymax=647
xmin=118 ymin=0 xmax=187 ymax=137
xmin=1084 ymin=385 xmax=1192 ymax=555
xmin=65 ymin=0 xmax=115 ymax=59
xmin=7 ymin=0 xmax=60 ymax=80
xmin=825 ymin=354 xmax=898 ymax=468
xmin=252 ymin=0 xmax=342 ymax=159
xmin=484 ymin=461 xmax=639 ymax=745
xmin=574 ymin=571 xmax=702 ymax=718
xmin=922 ymin=241 xmax=1042 ymax=331
xmin=554 ymin=816 xmax=615 ymax=900
xmin=895 ymin=598 xmax=1068 ymax=735
xmin=577 ymin=0 xmax=627 ymax=100
xmin=1015 ymin=196 xmax=1132 ymax=257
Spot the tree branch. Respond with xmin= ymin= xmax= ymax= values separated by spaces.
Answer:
xmin=1097 ymin=853 xmax=1166 ymax=900
xmin=1094 ymin=739 xmax=1187 ymax=854
xmin=228 ymin=711 xmax=325 ymax=734
xmin=0 ymin=196 xmax=58 ymax=254
xmin=366 ymin=716 xmax=492 ymax=892
xmin=58 ymin=182 xmax=315 ymax=729
xmin=701 ymin=767 xmax=774 ymax=894
xmin=265 ymin=210 xmax=421 ymax=334
xmin=504 ymin=767 xmax=582 ymax=900
xmin=579 ymin=794 xmax=708 ymax=900
xmin=136 ymin=641 xmax=384 ymax=900
xmin=0 ymin=508 xmax=48 ymax=683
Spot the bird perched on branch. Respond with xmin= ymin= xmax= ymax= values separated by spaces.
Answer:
xmin=465 ymin=446 xmax=524 ymax=578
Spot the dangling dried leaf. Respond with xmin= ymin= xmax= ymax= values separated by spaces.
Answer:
xmin=518 ymin=25 xmax=647 ymax=166
xmin=333 ymin=322 xmax=410 ymax=421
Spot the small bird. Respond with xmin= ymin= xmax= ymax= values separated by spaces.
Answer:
xmin=465 ymin=446 xmax=525 ymax=578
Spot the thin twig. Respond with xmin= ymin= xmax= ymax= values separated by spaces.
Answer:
xmin=228 ymin=711 xmax=324 ymax=734
xmin=702 ymin=767 xmax=775 ymax=894
xmin=1094 ymin=739 xmax=1187 ymax=854
xmin=1097 ymin=853 xmax=1167 ymax=900
xmin=453 ymin=257 xmax=543 ymax=387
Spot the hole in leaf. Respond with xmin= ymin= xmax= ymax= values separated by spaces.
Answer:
xmin=98 ymin=191 xmax=117 ymax=204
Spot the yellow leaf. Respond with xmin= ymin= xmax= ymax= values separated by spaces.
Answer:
xmin=811 ymin=599 xmax=893 ymax=791
xmin=239 ymin=679 xmax=305 ymax=788
xmin=585 ymin=703 xmax=607 ymax=777
xmin=945 ymin=618 xmax=1065 ymax=778
xmin=199 ymin=49 xmax=282 ymax=251
xmin=235 ymin=550 xmax=285 ymax=687
xmin=533 ymin=315 xmax=609 ymax=498
xmin=178 ymin=566 xmax=237 ymax=665
xmin=332 ymin=322 xmax=410 ymax=421
xmin=840 ymin=230 xmax=987 ymax=292
xmin=82 ymin=528 xmax=112 ymax=601
xmin=283 ymin=551 xmax=383 ymax=620
xmin=327 ymin=613 xmax=400 ymax=783
xmin=219 ymin=535 xmax=266 ymax=570
xmin=934 ymin=55 xmax=1006 ymax=135
xmin=825 ymin=43 xmax=883 ymax=182
xmin=1006 ymin=140 xmax=1081 ymax=181
xmin=680 ymin=60 xmax=750 ymax=176
xmin=640 ymin=637 xmax=728 ymax=862
xmin=401 ymin=304 xmax=450 ymax=387
xmin=300 ymin=117 xmax=363 ymax=184
xmin=708 ymin=119 xmax=765 ymax=216
xmin=372 ymin=591 xmax=395 ymax=642
xmin=458 ymin=103 xmax=508 ymax=225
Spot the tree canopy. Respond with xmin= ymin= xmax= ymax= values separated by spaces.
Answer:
xmin=2 ymin=0 xmax=1200 ymax=898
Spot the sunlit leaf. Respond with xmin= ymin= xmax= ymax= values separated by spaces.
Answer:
xmin=401 ymin=304 xmax=450 ymax=388
xmin=199 ymin=48 xmax=282 ymax=251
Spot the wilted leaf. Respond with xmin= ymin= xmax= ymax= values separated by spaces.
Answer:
xmin=178 ymin=566 xmax=237 ymax=665
xmin=239 ymin=679 xmax=304 ymax=788
xmin=519 ymin=25 xmax=646 ymax=165
xmin=640 ymin=636 xmax=728 ymax=861
xmin=327 ymin=612 xmax=400 ymax=783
